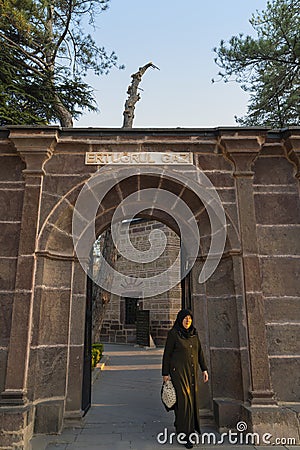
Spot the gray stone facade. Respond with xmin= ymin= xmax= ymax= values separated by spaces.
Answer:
xmin=0 ymin=127 xmax=299 ymax=448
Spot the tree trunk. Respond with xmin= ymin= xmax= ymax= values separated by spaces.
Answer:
xmin=54 ymin=94 xmax=74 ymax=127
xmin=122 ymin=62 xmax=159 ymax=128
xmin=46 ymin=5 xmax=73 ymax=128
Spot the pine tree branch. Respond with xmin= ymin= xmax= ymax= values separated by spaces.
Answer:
xmin=52 ymin=0 xmax=74 ymax=63
xmin=0 ymin=32 xmax=46 ymax=71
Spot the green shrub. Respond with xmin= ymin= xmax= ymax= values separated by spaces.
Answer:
xmin=91 ymin=343 xmax=103 ymax=368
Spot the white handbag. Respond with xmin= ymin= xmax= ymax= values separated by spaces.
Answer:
xmin=161 ymin=379 xmax=176 ymax=409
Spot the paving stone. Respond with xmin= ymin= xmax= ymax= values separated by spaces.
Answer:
xmin=28 ymin=344 xmax=300 ymax=450
xmin=45 ymin=445 xmax=68 ymax=450
xmin=67 ymin=443 xmax=131 ymax=450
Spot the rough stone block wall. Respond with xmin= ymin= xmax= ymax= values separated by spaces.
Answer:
xmin=28 ymin=149 xmax=96 ymax=431
xmin=191 ymin=149 xmax=247 ymax=413
xmin=253 ymin=145 xmax=300 ymax=403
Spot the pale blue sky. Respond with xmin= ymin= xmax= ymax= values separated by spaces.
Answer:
xmin=75 ymin=0 xmax=267 ymax=128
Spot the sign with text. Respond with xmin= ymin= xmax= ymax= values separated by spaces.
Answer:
xmin=85 ymin=151 xmax=193 ymax=165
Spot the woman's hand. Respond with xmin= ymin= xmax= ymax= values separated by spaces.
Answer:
xmin=203 ymin=371 xmax=209 ymax=383
xmin=163 ymin=375 xmax=170 ymax=382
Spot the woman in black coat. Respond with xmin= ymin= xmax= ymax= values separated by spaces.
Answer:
xmin=162 ymin=309 xmax=209 ymax=449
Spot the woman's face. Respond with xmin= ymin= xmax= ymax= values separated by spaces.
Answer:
xmin=182 ymin=315 xmax=192 ymax=329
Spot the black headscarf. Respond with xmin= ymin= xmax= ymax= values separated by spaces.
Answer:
xmin=173 ymin=308 xmax=197 ymax=339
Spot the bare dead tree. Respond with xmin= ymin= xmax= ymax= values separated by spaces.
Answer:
xmin=92 ymin=62 xmax=159 ymax=343
xmin=122 ymin=62 xmax=160 ymax=128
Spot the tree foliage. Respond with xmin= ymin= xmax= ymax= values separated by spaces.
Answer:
xmin=213 ymin=0 xmax=300 ymax=127
xmin=0 ymin=0 xmax=123 ymax=126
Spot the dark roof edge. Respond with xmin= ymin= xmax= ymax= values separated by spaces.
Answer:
xmin=1 ymin=125 xmax=299 ymax=138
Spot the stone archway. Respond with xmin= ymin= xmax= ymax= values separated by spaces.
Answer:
xmin=31 ymin=166 xmax=245 ymax=433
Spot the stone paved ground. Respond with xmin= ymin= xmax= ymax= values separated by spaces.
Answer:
xmin=30 ymin=344 xmax=296 ymax=450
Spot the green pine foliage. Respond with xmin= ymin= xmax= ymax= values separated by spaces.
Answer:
xmin=213 ymin=0 xmax=300 ymax=127
xmin=0 ymin=0 xmax=123 ymax=126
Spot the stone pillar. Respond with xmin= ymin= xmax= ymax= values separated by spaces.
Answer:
xmin=0 ymin=128 xmax=57 ymax=448
xmin=220 ymin=132 xmax=276 ymax=406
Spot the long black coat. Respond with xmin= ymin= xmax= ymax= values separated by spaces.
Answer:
xmin=162 ymin=327 xmax=208 ymax=436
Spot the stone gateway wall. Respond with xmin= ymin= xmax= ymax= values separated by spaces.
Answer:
xmin=0 ymin=127 xmax=299 ymax=449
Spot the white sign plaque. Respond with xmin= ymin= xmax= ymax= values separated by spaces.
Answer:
xmin=85 ymin=152 xmax=193 ymax=165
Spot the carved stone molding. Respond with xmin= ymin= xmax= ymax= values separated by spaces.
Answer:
xmin=219 ymin=133 xmax=266 ymax=176
xmin=9 ymin=127 xmax=59 ymax=175
xmin=282 ymin=130 xmax=300 ymax=179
